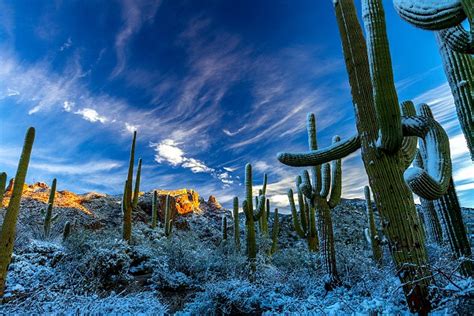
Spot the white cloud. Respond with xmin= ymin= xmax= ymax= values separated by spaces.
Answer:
xmin=63 ymin=100 xmax=74 ymax=112
xmin=59 ymin=37 xmax=72 ymax=51
xmin=152 ymin=139 xmax=185 ymax=166
xmin=223 ymin=166 xmax=237 ymax=172
xmin=125 ymin=122 xmax=139 ymax=133
xmin=182 ymin=158 xmax=214 ymax=173
xmin=223 ymin=125 xmax=246 ymax=136
xmin=74 ymin=108 xmax=108 ymax=124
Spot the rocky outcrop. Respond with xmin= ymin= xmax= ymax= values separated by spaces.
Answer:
xmin=207 ymin=196 xmax=222 ymax=210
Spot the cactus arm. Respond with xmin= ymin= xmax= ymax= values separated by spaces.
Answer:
xmin=288 ymin=189 xmax=305 ymax=238
xmin=362 ymin=0 xmax=403 ymax=153
xmin=253 ymin=195 xmax=266 ymax=221
xmin=0 ymin=172 xmax=6 ymax=204
xmin=400 ymin=101 xmax=418 ymax=169
xmin=402 ymin=113 xmax=452 ymax=200
xmin=319 ymin=163 xmax=331 ymax=199
xmin=126 ymin=131 xmax=136 ymax=206
xmin=296 ymin=176 xmax=308 ymax=232
xmin=261 ymin=173 xmax=268 ymax=195
xmin=242 ymin=200 xmax=251 ymax=221
xmin=307 ymin=113 xmax=322 ymax=192
xmin=270 ymin=209 xmax=279 ymax=255
xmin=299 ymin=170 xmax=314 ymax=200
xmin=393 ymin=0 xmax=466 ymax=30
xmin=233 ymin=197 xmax=241 ymax=250
xmin=439 ymin=24 xmax=474 ymax=54
xmin=0 ymin=127 xmax=35 ymax=297
xmin=132 ymin=158 xmax=142 ymax=209
xmin=328 ymin=137 xmax=342 ymax=209
xmin=277 ymin=135 xmax=360 ymax=167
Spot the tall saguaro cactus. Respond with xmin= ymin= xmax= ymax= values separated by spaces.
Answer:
xmin=43 ymin=178 xmax=57 ymax=239
xmin=164 ymin=194 xmax=172 ymax=237
xmin=416 ymin=103 xmax=472 ymax=276
xmin=233 ymin=197 xmax=241 ymax=251
xmin=277 ymin=1 xmax=453 ymax=312
xmin=393 ymin=0 xmax=474 ymax=159
xmin=132 ymin=158 xmax=142 ymax=209
xmin=364 ymin=186 xmax=383 ymax=264
xmin=0 ymin=127 xmax=35 ymax=297
xmin=151 ymin=190 xmax=158 ymax=229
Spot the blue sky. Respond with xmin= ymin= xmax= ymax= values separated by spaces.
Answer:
xmin=0 ymin=0 xmax=472 ymax=210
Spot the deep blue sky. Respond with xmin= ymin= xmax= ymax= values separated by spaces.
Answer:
xmin=0 ymin=0 xmax=472 ymax=210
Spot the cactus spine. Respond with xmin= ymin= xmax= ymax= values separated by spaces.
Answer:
xmin=364 ymin=186 xmax=382 ymax=264
xmin=164 ymin=194 xmax=172 ymax=237
xmin=233 ymin=197 xmax=241 ymax=250
xmin=276 ymin=1 xmax=454 ymax=311
xmin=0 ymin=127 xmax=35 ymax=297
xmin=123 ymin=131 xmax=136 ymax=242
xmin=270 ymin=209 xmax=279 ymax=255
xmin=416 ymin=103 xmax=472 ymax=276
xmin=132 ymin=158 xmax=142 ymax=209
xmin=43 ymin=178 xmax=57 ymax=239
xmin=0 ymin=172 xmax=6 ymax=204
xmin=62 ymin=221 xmax=71 ymax=242
xmin=151 ymin=190 xmax=158 ymax=229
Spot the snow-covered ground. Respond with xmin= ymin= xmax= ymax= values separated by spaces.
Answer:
xmin=0 ymin=194 xmax=472 ymax=314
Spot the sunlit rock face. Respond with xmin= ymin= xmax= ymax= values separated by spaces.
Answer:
xmin=154 ymin=189 xmax=201 ymax=215
xmin=207 ymin=195 xmax=222 ymax=210
xmin=2 ymin=181 xmax=94 ymax=214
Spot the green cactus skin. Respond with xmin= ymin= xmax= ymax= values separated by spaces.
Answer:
xmin=164 ymin=194 xmax=172 ymax=237
xmin=222 ymin=216 xmax=227 ymax=241
xmin=270 ymin=209 xmax=279 ymax=255
xmin=62 ymin=221 xmax=71 ymax=242
xmin=400 ymin=101 xmax=418 ymax=169
xmin=259 ymin=198 xmax=269 ymax=237
xmin=151 ymin=190 xmax=158 ymax=229
xmin=413 ymin=152 xmax=444 ymax=244
xmin=364 ymin=186 xmax=383 ymax=264
xmin=123 ymin=131 xmax=136 ymax=242
xmin=0 ymin=172 xmax=6 ymax=205
xmin=277 ymin=1 xmax=441 ymax=311
xmin=436 ymin=33 xmax=474 ymax=160
xmin=132 ymin=158 xmax=142 ymax=209
xmin=416 ymin=104 xmax=473 ymax=276
xmin=43 ymin=178 xmax=57 ymax=239
xmin=233 ymin=197 xmax=240 ymax=251
xmin=0 ymin=127 xmax=35 ymax=297
xmin=288 ymin=189 xmax=306 ymax=238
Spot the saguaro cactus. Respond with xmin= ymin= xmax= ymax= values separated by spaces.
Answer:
xmin=132 ymin=158 xmax=142 ymax=209
xmin=0 ymin=127 xmax=35 ymax=297
xmin=393 ymin=0 xmax=474 ymax=159
xmin=151 ymin=190 xmax=158 ymax=229
xmin=277 ymin=1 xmax=453 ymax=312
xmin=416 ymin=103 xmax=472 ymax=276
xmin=364 ymin=186 xmax=383 ymax=264
xmin=62 ymin=221 xmax=71 ymax=242
xmin=0 ymin=172 xmax=6 ymax=204
xmin=242 ymin=164 xmax=266 ymax=266
xmin=164 ymin=194 xmax=173 ymax=237
xmin=122 ymin=131 xmax=136 ymax=242
xmin=222 ymin=216 xmax=228 ymax=241
xmin=43 ymin=178 xmax=57 ymax=239
xmin=233 ymin=197 xmax=241 ymax=250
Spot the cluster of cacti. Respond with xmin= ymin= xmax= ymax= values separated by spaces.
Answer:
xmin=0 ymin=127 xmax=35 ymax=297
xmin=415 ymin=103 xmax=473 ymax=276
xmin=277 ymin=1 xmax=455 ymax=312
xmin=393 ymin=0 xmax=474 ymax=160
xmin=364 ymin=186 xmax=383 ymax=264
xmin=122 ymin=131 xmax=143 ymax=242
xmin=285 ymin=113 xmax=342 ymax=288
xmin=43 ymin=178 xmax=57 ymax=239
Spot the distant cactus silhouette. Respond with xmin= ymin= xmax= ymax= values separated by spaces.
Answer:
xmin=0 ymin=127 xmax=35 ymax=297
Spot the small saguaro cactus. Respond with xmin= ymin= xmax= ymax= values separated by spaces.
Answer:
xmin=258 ymin=174 xmax=269 ymax=236
xmin=132 ymin=158 xmax=142 ymax=209
xmin=222 ymin=216 xmax=227 ymax=241
xmin=270 ymin=209 xmax=280 ymax=255
xmin=151 ymin=190 xmax=158 ymax=229
xmin=0 ymin=127 xmax=35 ymax=297
xmin=242 ymin=164 xmax=266 ymax=265
xmin=62 ymin=221 xmax=71 ymax=242
xmin=364 ymin=186 xmax=382 ymax=264
xmin=164 ymin=194 xmax=173 ymax=237
xmin=43 ymin=178 xmax=57 ymax=239
xmin=277 ymin=1 xmax=454 ymax=311
xmin=233 ymin=197 xmax=241 ymax=250
xmin=416 ymin=103 xmax=472 ymax=276
xmin=0 ymin=172 xmax=6 ymax=204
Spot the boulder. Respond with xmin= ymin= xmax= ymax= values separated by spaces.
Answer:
xmin=207 ymin=195 xmax=222 ymax=210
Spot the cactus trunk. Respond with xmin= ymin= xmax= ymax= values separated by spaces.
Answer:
xmin=122 ymin=131 xmax=136 ymax=242
xmin=0 ymin=172 xmax=6 ymax=204
xmin=164 ymin=194 xmax=172 ymax=237
xmin=233 ymin=197 xmax=240 ymax=251
xmin=0 ymin=127 xmax=35 ymax=297
xmin=132 ymin=158 xmax=142 ymax=208
xmin=43 ymin=178 xmax=57 ymax=239
xmin=270 ymin=209 xmax=279 ymax=255
xmin=151 ymin=190 xmax=158 ymax=229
